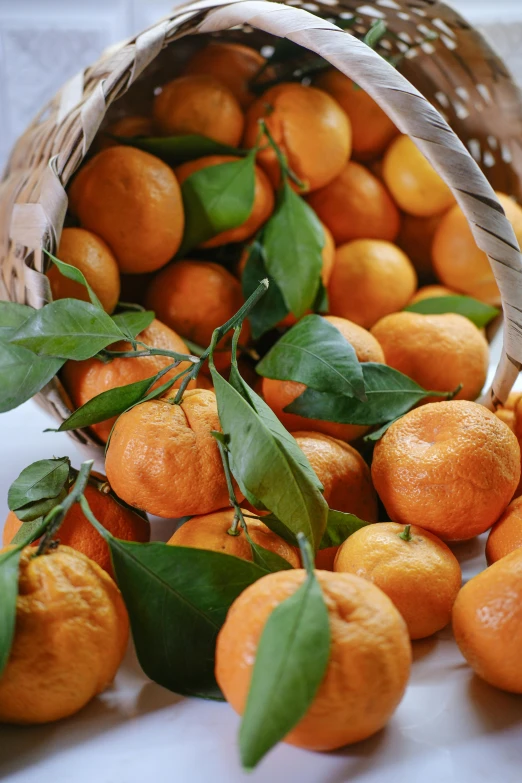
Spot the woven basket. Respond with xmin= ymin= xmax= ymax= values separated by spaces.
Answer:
xmin=1 ymin=0 xmax=522 ymax=447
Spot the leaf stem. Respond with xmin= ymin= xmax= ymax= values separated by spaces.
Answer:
xmin=35 ymin=460 xmax=94 ymax=556
xmin=102 ymin=346 xmax=198 ymax=363
xmin=297 ymin=532 xmax=314 ymax=575
xmin=258 ymin=120 xmax=305 ymax=190
xmin=79 ymin=494 xmax=113 ymax=541
xmin=398 ymin=525 xmax=412 ymax=542
xmin=214 ymin=438 xmax=245 ymax=536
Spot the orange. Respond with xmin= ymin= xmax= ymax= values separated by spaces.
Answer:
xmin=328 ymin=240 xmax=417 ymax=329
xmin=243 ymin=82 xmax=351 ymax=193
xmin=495 ymin=391 xmax=522 ymax=433
xmin=371 ymin=311 xmax=489 ymax=401
xmin=0 ymin=545 xmax=128 ymax=724
xmin=315 ymin=70 xmax=398 ymax=160
xmin=306 ymin=161 xmax=400 ymax=245
xmin=216 ymin=569 xmax=411 ymax=749
xmin=3 ymin=480 xmax=150 ymax=577
xmin=105 ymin=389 xmax=239 ymax=518
xmin=409 ymin=284 xmax=457 ymax=304
xmin=452 ymin=548 xmax=522 ymax=693
xmin=99 ymin=115 xmax=155 ymax=149
xmin=334 ymin=522 xmax=461 ymax=639
xmin=145 ymin=260 xmax=249 ymax=363
xmin=68 ymin=146 xmax=184 ymax=274
xmin=485 ymin=497 xmax=522 ymax=564
xmin=47 ymin=227 xmax=120 ymax=313
xmin=383 ymin=135 xmax=455 ymax=217
xmin=397 ymin=212 xmax=446 ymax=281
xmin=293 ymin=431 xmax=378 ymax=570
xmin=62 ymin=318 xmax=195 ymax=443
xmin=167 ymin=508 xmax=299 ymax=567
xmin=261 ymin=315 xmax=385 ymax=443
xmin=372 ymin=400 xmax=521 ymax=541
xmin=184 ymin=42 xmax=272 ymax=108
xmin=432 ymin=192 xmax=522 ymax=305
xmin=153 ymin=75 xmax=244 ymax=146
xmin=174 ymin=155 xmax=274 ymax=247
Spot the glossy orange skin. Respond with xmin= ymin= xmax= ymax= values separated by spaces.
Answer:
xmin=486 ymin=497 xmax=522 ymax=564
xmin=397 ymin=212 xmax=446 ymax=281
xmin=69 ymin=146 xmax=184 ymax=273
xmin=168 ymin=508 xmax=300 ymax=567
xmin=0 ymin=546 xmax=129 ymax=724
xmin=243 ymin=82 xmax=351 ymax=193
xmin=174 ymin=155 xmax=274 ymax=247
xmin=383 ymin=135 xmax=455 ymax=217
xmin=153 ymin=75 xmax=244 ymax=146
xmin=62 ymin=318 xmax=195 ymax=443
xmin=328 ymin=240 xmax=417 ymax=329
xmin=432 ymin=192 xmax=522 ymax=305
xmin=294 ymin=431 xmax=378 ymax=570
xmin=47 ymin=228 xmax=120 ymax=314
xmin=105 ymin=390 xmax=239 ymax=518
xmin=3 ymin=482 xmax=149 ymax=577
xmin=184 ymin=42 xmax=272 ymax=108
xmin=453 ymin=548 xmax=522 ymax=693
xmin=145 ymin=260 xmax=249 ymax=355
xmin=261 ymin=315 xmax=385 ymax=442
xmin=306 ymin=161 xmax=400 ymax=245
xmin=372 ymin=401 xmax=521 ymax=541
xmin=371 ymin=312 xmax=489 ymax=401
xmin=216 ymin=569 xmax=411 ymax=750
xmin=409 ymin=284 xmax=457 ymax=304
xmin=315 ymin=70 xmax=398 ymax=160
xmin=334 ymin=522 xmax=462 ymax=639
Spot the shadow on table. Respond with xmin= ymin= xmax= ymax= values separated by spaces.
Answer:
xmin=0 ymin=646 xmax=184 ymax=780
xmin=468 ymin=675 xmax=522 ymax=734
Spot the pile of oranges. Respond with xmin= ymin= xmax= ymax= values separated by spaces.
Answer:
xmin=3 ymin=36 xmax=522 ymax=767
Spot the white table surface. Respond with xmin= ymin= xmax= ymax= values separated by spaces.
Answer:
xmin=1 ymin=357 xmax=522 ymax=782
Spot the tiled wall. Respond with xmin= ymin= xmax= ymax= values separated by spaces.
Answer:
xmin=0 ymin=0 xmax=521 ymax=170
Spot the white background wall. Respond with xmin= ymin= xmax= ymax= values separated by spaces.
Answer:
xmin=0 ymin=0 xmax=521 ymax=170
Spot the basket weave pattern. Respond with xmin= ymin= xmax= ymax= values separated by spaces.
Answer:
xmin=1 ymin=0 xmax=522 ymax=441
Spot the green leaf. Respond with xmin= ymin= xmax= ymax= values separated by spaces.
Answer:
xmin=256 ymin=314 xmax=365 ymax=400
xmin=10 ymin=517 xmax=49 ymax=547
xmin=404 ymin=295 xmax=499 ymax=328
xmin=0 ymin=301 xmax=35 ymax=340
xmin=319 ymin=510 xmax=370 ymax=549
xmin=239 ymin=570 xmax=330 ymax=769
xmin=287 ymin=362 xmax=448 ymax=425
xmin=364 ymin=417 xmax=401 ymax=442
xmin=241 ymin=240 xmax=289 ymax=339
xmin=261 ymin=508 xmax=370 ymax=550
xmin=0 ymin=340 xmax=64 ymax=412
xmin=364 ymin=19 xmax=388 ymax=48
xmin=10 ymin=299 xmax=125 ymax=360
xmin=44 ymin=249 xmax=103 ymax=309
xmin=263 ymin=182 xmax=323 ymax=319
xmin=248 ymin=540 xmax=294 ymax=572
xmin=109 ymin=540 xmax=267 ymax=698
xmin=0 ymin=548 xmax=22 ymax=677
xmin=56 ymin=376 xmax=157 ymax=432
xmin=111 ymin=310 xmax=155 ymax=341
xmin=179 ymin=152 xmax=257 ymax=254
xmin=8 ymin=457 xmax=71 ymax=511
xmin=12 ymin=490 xmax=68 ymax=522
xmin=116 ymin=134 xmax=248 ymax=165
xmin=211 ymin=368 xmax=327 ymax=550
